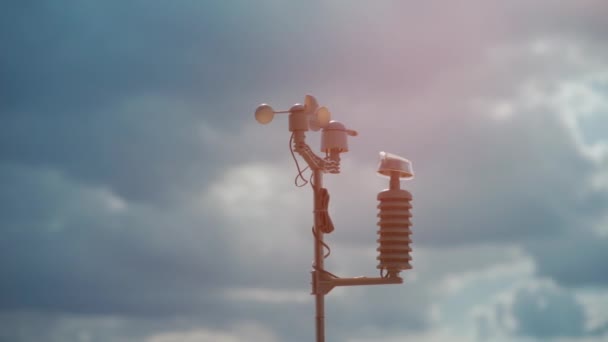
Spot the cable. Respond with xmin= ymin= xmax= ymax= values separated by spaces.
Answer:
xmin=289 ymin=132 xmax=309 ymax=187
xmin=312 ymin=226 xmax=331 ymax=258
xmin=311 ymin=224 xmax=339 ymax=280
xmin=315 ymin=188 xmax=334 ymax=234
xmin=296 ymin=166 xmax=310 ymax=187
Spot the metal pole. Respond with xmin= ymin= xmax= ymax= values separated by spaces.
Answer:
xmin=313 ymin=168 xmax=325 ymax=342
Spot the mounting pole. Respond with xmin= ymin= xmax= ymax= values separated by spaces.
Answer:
xmin=312 ymin=168 xmax=325 ymax=342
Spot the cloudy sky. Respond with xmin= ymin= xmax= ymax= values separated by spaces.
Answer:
xmin=2 ymin=1 xmax=608 ymax=341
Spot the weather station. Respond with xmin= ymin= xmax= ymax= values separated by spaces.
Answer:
xmin=254 ymin=95 xmax=414 ymax=342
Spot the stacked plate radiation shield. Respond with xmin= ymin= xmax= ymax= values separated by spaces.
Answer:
xmin=376 ymin=187 xmax=413 ymax=276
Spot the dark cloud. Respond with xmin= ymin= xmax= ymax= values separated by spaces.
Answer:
xmin=511 ymin=285 xmax=587 ymax=338
xmin=0 ymin=164 xmax=266 ymax=319
xmin=0 ymin=109 xmax=215 ymax=203
xmin=0 ymin=2 xmax=302 ymax=115
xmin=482 ymin=283 xmax=608 ymax=339
xmin=526 ymin=230 xmax=608 ymax=288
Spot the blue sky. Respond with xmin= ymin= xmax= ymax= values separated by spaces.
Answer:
xmin=2 ymin=1 xmax=608 ymax=341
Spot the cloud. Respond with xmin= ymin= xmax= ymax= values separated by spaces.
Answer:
xmin=146 ymin=322 xmax=279 ymax=342
xmin=325 ymin=79 xmax=605 ymax=249
xmin=2 ymin=1 xmax=608 ymax=341
xmin=0 ymin=162 xmax=235 ymax=317
xmin=511 ymin=283 xmax=587 ymax=338
xmin=526 ymin=230 xmax=608 ymax=288
xmin=1 ymin=2 xmax=304 ymax=114
xmin=476 ymin=281 xmax=608 ymax=340
xmin=0 ymin=95 xmax=221 ymax=203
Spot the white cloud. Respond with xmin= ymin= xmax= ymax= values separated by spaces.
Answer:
xmin=479 ymin=38 xmax=608 ymax=164
xmin=347 ymin=330 xmax=474 ymax=342
xmin=223 ymin=287 xmax=310 ymax=304
xmin=205 ymin=161 xmax=308 ymax=221
xmin=148 ymin=330 xmax=240 ymax=342
xmin=578 ymin=290 xmax=608 ymax=333
xmin=439 ymin=248 xmax=534 ymax=296
xmin=146 ymin=322 xmax=279 ymax=342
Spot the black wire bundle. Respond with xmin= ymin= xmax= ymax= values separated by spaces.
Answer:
xmin=315 ymin=188 xmax=334 ymax=234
